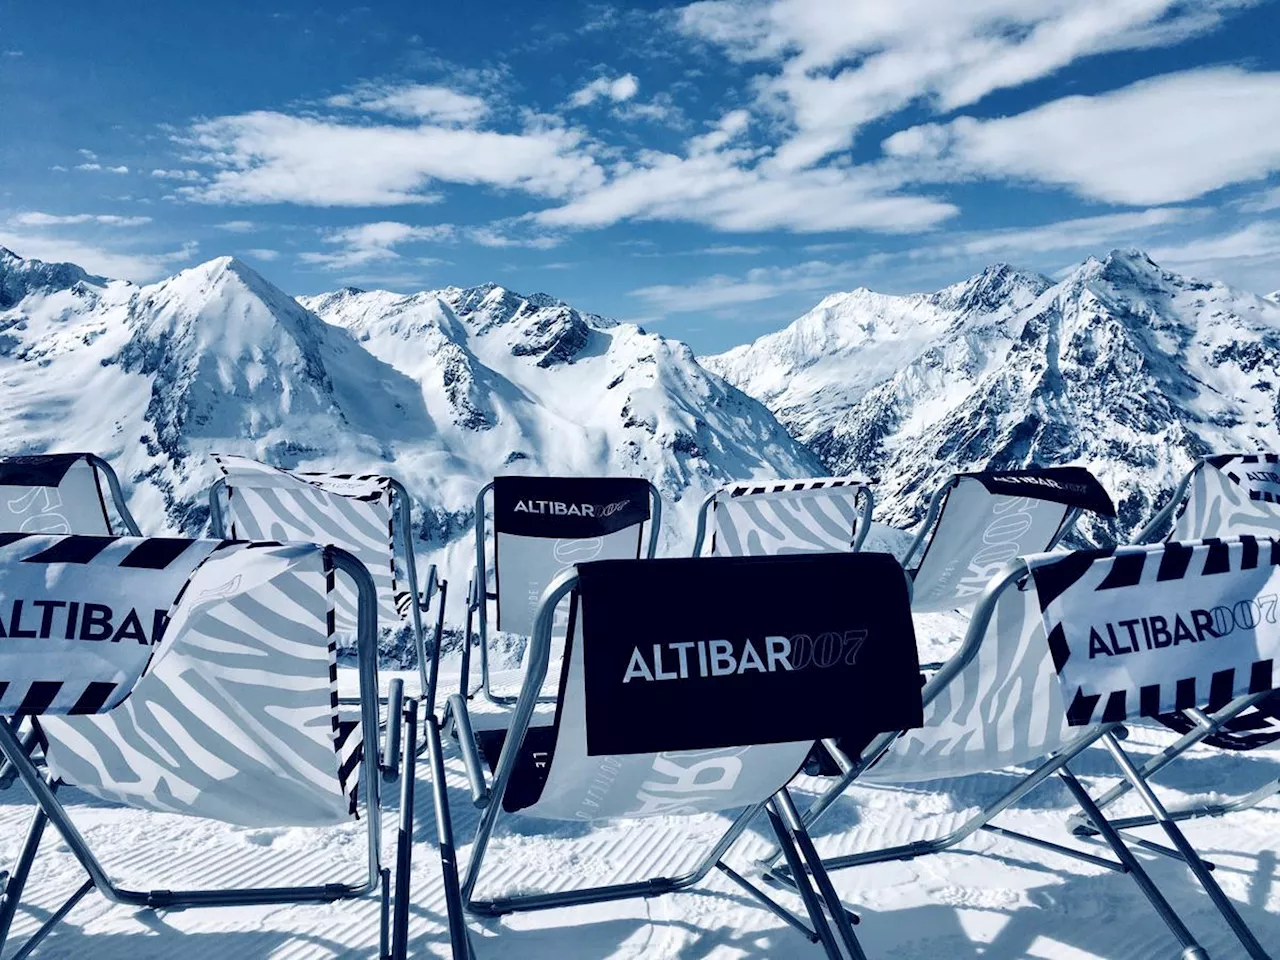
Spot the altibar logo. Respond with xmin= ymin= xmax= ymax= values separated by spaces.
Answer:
xmin=0 ymin=598 xmax=170 ymax=645
xmin=513 ymin=498 xmax=631 ymax=518
xmin=622 ymin=630 xmax=867 ymax=682
xmin=1086 ymin=594 xmax=1277 ymax=659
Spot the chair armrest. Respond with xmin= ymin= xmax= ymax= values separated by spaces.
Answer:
xmin=381 ymin=679 xmax=405 ymax=779
xmin=447 ymin=693 xmax=490 ymax=807
xmin=419 ymin=564 xmax=440 ymax=611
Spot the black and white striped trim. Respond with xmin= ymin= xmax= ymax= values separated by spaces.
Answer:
xmin=726 ymin=476 xmax=871 ymax=499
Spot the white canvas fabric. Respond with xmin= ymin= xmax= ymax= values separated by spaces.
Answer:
xmin=910 ymin=478 xmax=1073 ymax=613
xmin=40 ymin=541 xmax=358 ymax=828
xmin=494 ymin=527 xmax=642 ymax=637
xmin=519 ymin=611 xmax=811 ymax=820
xmin=215 ymin=455 xmax=406 ymax=634
xmin=0 ymin=535 xmax=220 ymax=716
xmin=703 ymin=478 xmax=866 ymax=557
xmin=0 ymin=455 xmax=113 ymax=535
xmin=865 ymin=580 xmax=1081 ymax=784
xmin=1170 ymin=456 xmax=1280 ymax=541
xmin=1026 ymin=538 xmax=1280 ymax=727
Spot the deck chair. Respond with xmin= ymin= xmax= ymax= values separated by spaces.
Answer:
xmin=0 ymin=453 xmax=140 ymax=537
xmin=1072 ymin=455 xmax=1280 ymax=843
xmin=209 ymin=455 xmax=447 ymax=716
xmin=0 ymin=454 xmax=141 ymax=790
xmin=769 ymin=538 xmax=1278 ymax=960
xmin=689 ymin=475 xmax=872 ymax=558
xmin=0 ymin=533 xmax=421 ymax=960
xmin=461 ymin=475 xmax=661 ymax=707
xmin=903 ymin=465 xmax=1115 ymax=613
xmin=441 ymin=551 xmax=925 ymax=958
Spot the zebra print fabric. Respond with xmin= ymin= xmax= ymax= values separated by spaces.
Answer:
xmin=0 ymin=534 xmax=221 ymax=716
xmin=706 ymin=477 xmax=868 ymax=557
xmin=39 ymin=540 xmax=359 ymax=828
xmin=865 ymin=578 xmax=1077 ymax=783
xmin=1171 ymin=455 xmax=1280 ymax=541
xmin=215 ymin=455 xmax=409 ymax=635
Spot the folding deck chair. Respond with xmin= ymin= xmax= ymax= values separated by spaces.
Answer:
xmin=768 ymin=537 xmax=1278 ymax=959
xmin=0 ymin=533 xmax=421 ymax=959
xmin=690 ymin=475 xmax=873 ymax=558
xmin=1071 ymin=455 xmax=1280 ymax=844
xmin=0 ymin=453 xmax=140 ymax=537
xmin=0 ymin=453 xmax=142 ymax=791
xmin=441 ymin=551 xmax=926 ymax=958
xmin=208 ymin=455 xmax=448 ymax=716
xmin=903 ymin=465 xmax=1115 ymax=613
xmin=462 ymin=475 xmax=661 ymax=706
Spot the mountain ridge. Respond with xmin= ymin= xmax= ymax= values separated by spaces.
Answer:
xmin=707 ymin=247 xmax=1280 ymax=541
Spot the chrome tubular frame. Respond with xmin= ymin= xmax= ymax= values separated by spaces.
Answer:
xmin=209 ymin=475 xmax=448 ymax=722
xmin=439 ymin=568 xmax=866 ymax=958
xmin=689 ymin=481 xmax=875 ymax=558
xmin=759 ymin=558 xmax=1264 ymax=959
xmin=462 ymin=479 xmax=663 ymax=706
xmin=0 ymin=547 xmax=418 ymax=958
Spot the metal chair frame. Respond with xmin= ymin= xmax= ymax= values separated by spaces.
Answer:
xmin=0 ymin=547 xmax=419 ymax=960
xmin=762 ymin=560 xmax=1271 ymax=960
xmin=461 ymin=479 xmax=662 ymax=706
xmin=441 ymin=568 xmax=871 ymax=960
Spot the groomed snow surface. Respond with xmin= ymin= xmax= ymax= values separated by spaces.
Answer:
xmin=3 ymin=641 xmax=1277 ymax=959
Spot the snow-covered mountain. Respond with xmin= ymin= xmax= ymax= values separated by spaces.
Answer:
xmin=0 ymin=248 xmax=820 ymax=610
xmin=706 ymin=250 xmax=1280 ymax=542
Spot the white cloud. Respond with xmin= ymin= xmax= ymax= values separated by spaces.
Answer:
xmin=328 ymin=83 xmax=489 ymax=126
xmin=179 ymin=110 xmax=603 ymax=206
xmin=678 ymin=0 xmax=1257 ymax=171
xmin=1148 ymin=221 xmax=1280 ymax=265
xmin=466 ymin=225 xmax=561 ymax=249
xmin=1240 ymin=185 xmax=1280 ymax=214
xmin=106 ymin=165 xmax=129 ymax=174
xmin=49 ymin=165 xmax=67 ymax=172
xmin=569 ymin=73 xmax=640 ymax=107
xmin=75 ymin=163 xmax=102 ymax=171
xmin=0 ymin=230 xmax=195 ymax=281
xmin=299 ymin=221 xmax=455 ymax=270
xmin=696 ymin=244 xmax=768 ymax=255
xmin=906 ymin=207 xmax=1208 ymax=262
xmin=151 ymin=168 xmax=204 ymax=181
xmin=215 ymin=220 xmax=258 ymax=232
xmin=78 ymin=149 xmax=98 ymax=161
xmin=884 ymin=68 xmax=1280 ymax=205
xmin=630 ymin=260 xmax=858 ymax=312
xmin=538 ymin=110 xmax=956 ymax=233
xmin=241 ymin=248 xmax=281 ymax=261
xmin=11 ymin=212 xmax=152 ymax=227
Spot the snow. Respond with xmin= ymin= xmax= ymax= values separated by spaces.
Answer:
xmin=3 ymin=656 xmax=1276 ymax=958
xmin=2 ymin=246 xmax=1279 ymax=957
xmin=1 ymin=252 xmax=819 ymax=622
xmin=707 ymin=250 xmax=1280 ymax=544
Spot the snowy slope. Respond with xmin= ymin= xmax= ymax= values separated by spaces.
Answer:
xmin=0 ymin=248 xmax=820 ymax=609
xmin=707 ymin=251 xmax=1280 ymax=542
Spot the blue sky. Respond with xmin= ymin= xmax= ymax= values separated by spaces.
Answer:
xmin=2 ymin=0 xmax=1278 ymax=353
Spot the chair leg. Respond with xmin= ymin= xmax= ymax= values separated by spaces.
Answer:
xmin=1057 ymin=767 xmax=1206 ymax=956
xmin=0 ymin=798 xmax=52 ymax=951
xmin=427 ymin=713 xmax=472 ymax=959
xmin=391 ymin=698 xmax=418 ymax=960
xmin=766 ymin=800 xmax=844 ymax=959
xmin=775 ymin=789 xmax=868 ymax=960
xmin=1101 ymin=732 xmax=1271 ymax=960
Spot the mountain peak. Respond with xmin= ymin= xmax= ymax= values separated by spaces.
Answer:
xmin=0 ymin=246 xmax=107 ymax=309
